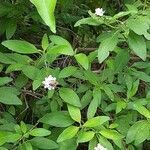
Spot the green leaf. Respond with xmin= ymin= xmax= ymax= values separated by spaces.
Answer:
xmin=134 ymin=102 xmax=150 ymax=118
xmin=29 ymin=128 xmax=51 ymax=137
xmin=87 ymin=87 xmax=101 ymax=119
xmin=128 ymin=32 xmax=147 ymax=61
xmin=83 ymin=116 xmax=110 ymax=127
xmin=116 ymin=100 xmax=127 ymax=114
xmin=84 ymin=70 xmax=99 ymax=85
xmin=59 ymin=88 xmax=81 ymax=107
xmin=30 ymin=137 xmax=58 ymax=149
xmin=0 ymin=52 xmax=15 ymax=64
xmin=2 ymin=40 xmax=38 ymax=54
xmin=98 ymin=135 xmax=114 ymax=150
xmin=75 ymin=53 xmax=89 ymax=70
xmin=127 ymin=16 xmax=149 ymax=35
xmin=98 ymin=33 xmax=118 ymax=63
xmin=114 ymin=49 xmax=129 ymax=73
xmin=23 ymin=142 xmax=33 ymax=150
xmin=103 ymin=84 xmax=114 ymax=101
xmin=39 ymin=111 xmax=74 ymax=127
xmin=57 ymin=126 xmax=79 ymax=143
xmin=0 ymin=88 xmax=22 ymax=105
xmin=59 ymin=66 xmax=77 ymax=78
xmin=81 ymin=90 xmax=93 ymax=109
xmin=30 ymin=0 xmax=57 ymax=33
xmin=47 ymin=45 xmax=74 ymax=56
xmin=47 ymin=35 xmax=74 ymax=55
xmin=67 ymin=104 xmax=81 ymax=123
xmin=99 ymin=129 xmax=124 ymax=140
xmin=6 ymin=20 xmax=17 ymax=39
xmin=0 ymin=77 xmax=12 ymax=86
xmin=130 ymin=70 xmax=150 ymax=83
xmin=126 ymin=120 xmax=149 ymax=145
xmin=42 ymin=34 xmax=49 ymax=50
xmin=77 ymin=131 xmax=95 ymax=143
xmin=0 ymin=147 xmax=8 ymax=150
xmin=50 ymin=35 xmax=72 ymax=46
xmin=74 ymin=17 xmax=103 ymax=27
xmin=22 ymin=66 xmax=40 ymax=80
xmin=20 ymin=121 xmax=27 ymax=134
xmin=59 ymin=138 xmax=77 ymax=150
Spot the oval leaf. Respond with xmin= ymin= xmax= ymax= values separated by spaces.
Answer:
xmin=59 ymin=88 xmax=81 ymax=107
xmin=57 ymin=126 xmax=79 ymax=143
xmin=2 ymin=40 xmax=38 ymax=54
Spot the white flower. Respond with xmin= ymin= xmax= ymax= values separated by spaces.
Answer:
xmin=94 ymin=143 xmax=107 ymax=150
xmin=42 ymin=75 xmax=58 ymax=90
xmin=95 ymin=8 xmax=105 ymax=16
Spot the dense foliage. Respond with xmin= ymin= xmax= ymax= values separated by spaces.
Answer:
xmin=0 ymin=0 xmax=150 ymax=150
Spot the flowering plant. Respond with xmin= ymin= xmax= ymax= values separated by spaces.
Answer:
xmin=0 ymin=0 xmax=149 ymax=150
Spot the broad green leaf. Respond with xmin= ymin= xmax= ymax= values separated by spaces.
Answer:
xmin=39 ymin=111 xmax=74 ymax=127
xmin=59 ymin=138 xmax=77 ymax=150
xmin=30 ymin=137 xmax=58 ymax=149
xmin=6 ymin=53 xmax=32 ymax=64
xmin=29 ymin=128 xmax=51 ymax=137
xmin=113 ymin=11 xmax=132 ymax=19
xmin=30 ymin=0 xmax=57 ymax=33
xmin=0 ymin=77 xmax=12 ymax=86
xmin=5 ymin=133 xmax=21 ymax=143
xmin=47 ymin=45 xmax=74 ymax=56
xmin=49 ymin=35 xmax=72 ymax=47
xmin=87 ymin=88 xmax=101 ymax=119
xmin=75 ymin=17 xmax=103 ymax=27
xmin=48 ymin=35 xmax=74 ymax=55
xmin=67 ymin=104 xmax=81 ymax=123
xmin=83 ymin=116 xmax=110 ymax=127
xmin=100 ymin=129 xmax=124 ymax=140
xmin=134 ymin=122 xmax=150 ymax=145
xmin=88 ymin=137 xmax=97 ymax=150
xmin=114 ymin=49 xmax=129 ymax=73
xmin=0 ymin=52 xmax=15 ymax=64
xmin=77 ymin=131 xmax=95 ymax=143
xmin=84 ymin=70 xmax=99 ymax=85
xmin=22 ymin=66 xmax=40 ymax=80
xmin=59 ymin=88 xmax=81 ymax=107
xmin=127 ymin=16 xmax=149 ymax=35
xmin=0 ymin=147 xmax=8 ymax=150
xmin=98 ymin=33 xmax=118 ymax=63
xmin=0 ymin=132 xmax=21 ymax=145
xmin=75 ymin=53 xmax=89 ymax=70
xmin=103 ymin=84 xmax=114 ymax=101
xmin=23 ymin=142 xmax=33 ymax=150
xmin=134 ymin=102 xmax=150 ymax=118
xmin=130 ymin=70 xmax=150 ymax=83
xmin=98 ymin=135 xmax=114 ymax=150
xmin=128 ymin=32 xmax=147 ymax=61
xmin=20 ymin=121 xmax=27 ymax=134
xmin=126 ymin=120 xmax=149 ymax=145
xmin=116 ymin=100 xmax=127 ymax=114
xmin=59 ymin=66 xmax=77 ymax=78
xmin=81 ymin=90 xmax=93 ymax=109
xmin=2 ymin=40 xmax=38 ymax=54
xmin=0 ymin=88 xmax=22 ymax=105
xmin=57 ymin=126 xmax=79 ymax=142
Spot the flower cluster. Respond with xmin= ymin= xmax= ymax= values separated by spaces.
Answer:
xmin=42 ymin=75 xmax=58 ymax=90
xmin=95 ymin=8 xmax=105 ymax=16
xmin=94 ymin=143 xmax=107 ymax=150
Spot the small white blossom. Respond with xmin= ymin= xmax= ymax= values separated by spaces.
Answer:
xmin=94 ymin=143 xmax=107 ymax=150
xmin=95 ymin=8 xmax=105 ymax=16
xmin=42 ymin=75 xmax=58 ymax=90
